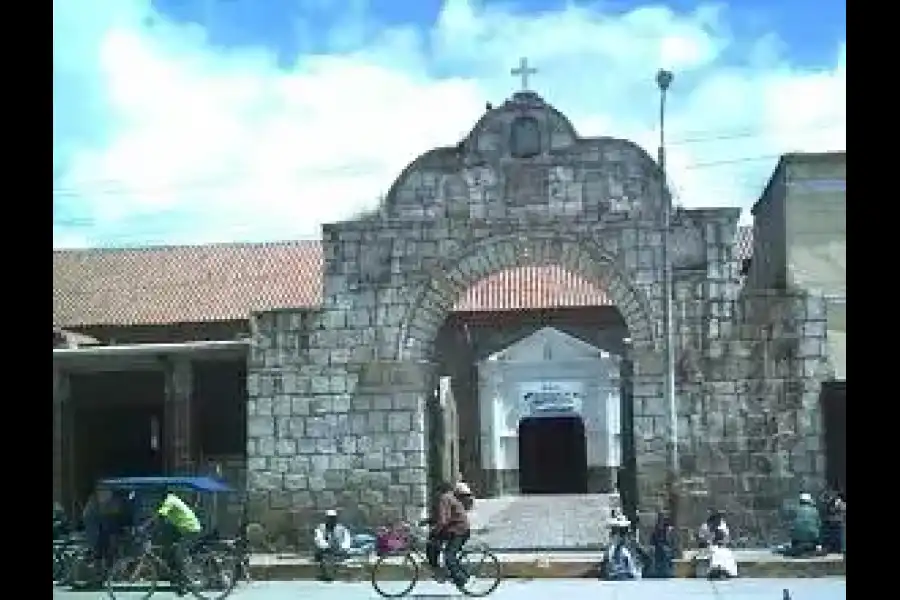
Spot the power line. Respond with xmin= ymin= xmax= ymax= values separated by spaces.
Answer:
xmin=51 ymin=117 xmax=844 ymax=197
xmin=669 ymin=119 xmax=844 ymax=145
xmin=51 ymin=150 xmax=803 ymax=205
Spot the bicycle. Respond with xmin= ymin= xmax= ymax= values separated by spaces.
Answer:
xmin=105 ymin=520 xmax=238 ymax=600
xmin=370 ymin=521 xmax=502 ymax=598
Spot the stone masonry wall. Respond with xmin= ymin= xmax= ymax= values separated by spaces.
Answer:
xmin=243 ymin=91 xmax=796 ymax=542
xmin=672 ymin=281 xmax=829 ymax=545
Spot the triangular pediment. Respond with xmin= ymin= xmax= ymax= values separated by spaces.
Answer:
xmin=485 ymin=326 xmax=601 ymax=363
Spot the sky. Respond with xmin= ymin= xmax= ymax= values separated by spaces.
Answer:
xmin=53 ymin=0 xmax=846 ymax=249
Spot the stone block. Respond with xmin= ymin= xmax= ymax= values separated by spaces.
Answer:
xmin=284 ymin=474 xmax=307 ymax=491
xmin=248 ymin=416 xmax=275 ymax=438
xmin=275 ymin=439 xmax=297 ymax=456
xmin=392 ymin=393 xmax=420 ymax=411
xmin=257 ymin=437 xmax=276 ymax=457
xmin=388 ymin=411 xmax=412 ymax=432
xmin=249 ymin=471 xmax=282 ymax=491
xmin=289 ymin=456 xmax=310 ymax=474
xmin=332 ymin=394 xmax=351 ymax=413
xmin=247 ymin=457 xmax=267 ymax=472
xmin=368 ymin=411 xmax=387 ymax=432
xmin=372 ymin=396 xmax=393 ymax=411
xmin=363 ymin=452 xmax=385 ymax=470
xmin=305 ymin=417 xmax=329 ymax=438
xmin=311 ymin=377 xmax=329 ymax=394
xmin=398 ymin=468 xmax=425 ymax=485
xmin=360 ymin=489 xmax=385 ymax=506
xmin=324 ymin=469 xmax=346 ymax=490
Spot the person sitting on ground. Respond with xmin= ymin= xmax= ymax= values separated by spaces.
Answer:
xmin=604 ymin=514 xmax=640 ymax=580
xmin=313 ymin=509 xmax=352 ymax=582
xmin=698 ymin=510 xmax=730 ymax=548
xmin=820 ymin=490 xmax=845 ymax=554
xmin=707 ymin=528 xmax=738 ymax=579
xmin=787 ymin=492 xmax=821 ymax=557
xmin=646 ymin=511 xmax=678 ymax=578
xmin=430 ymin=481 xmax=472 ymax=588
xmin=153 ymin=490 xmax=203 ymax=597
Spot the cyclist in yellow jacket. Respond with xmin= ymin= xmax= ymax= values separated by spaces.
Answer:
xmin=156 ymin=491 xmax=203 ymax=597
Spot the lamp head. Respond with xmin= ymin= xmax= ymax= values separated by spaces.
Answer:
xmin=656 ymin=69 xmax=674 ymax=91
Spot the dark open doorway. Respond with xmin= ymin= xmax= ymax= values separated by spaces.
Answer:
xmin=518 ymin=415 xmax=588 ymax=494
xmin=820 ymin=381 xmax=846 ymax=497
xmin=71 ymin=371 xmax=165 ymax=508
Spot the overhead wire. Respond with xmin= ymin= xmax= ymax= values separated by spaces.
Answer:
xmin=53 ymin=118 xmax=844 ymax=244
xmin=51 ymin=116 xmax=845 ymax=197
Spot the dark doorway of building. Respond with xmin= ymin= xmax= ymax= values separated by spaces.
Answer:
xmin=518 ymin=415 xmax=588 ymax=494
xmin=71 ymin=371 xmax=165 ymax=507
xmin=194 ymin=359 xmax=247 ymax=460
xmin=820 ymin=381 xmax=846 ymax=497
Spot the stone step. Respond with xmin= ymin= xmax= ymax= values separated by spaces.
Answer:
xmin=469 ymin=494 xmax=617 ymax=551
xmin=248 ymin=551 xmax=846 ymax=580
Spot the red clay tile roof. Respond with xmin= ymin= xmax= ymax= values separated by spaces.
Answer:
xmin=53 ymin=227 xmax=753 ymax=327
xmin=53 ymin=241 xmax=323 ymax=327
xmin=455 ymin=265 xmax=609 ymax=311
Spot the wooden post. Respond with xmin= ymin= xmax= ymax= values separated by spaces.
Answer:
xmin=52 ymin=365 xmax=71 ymax=505
xmin=164 ymin=357 xmax=194 ymax=474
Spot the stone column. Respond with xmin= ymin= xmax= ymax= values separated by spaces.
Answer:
xmin=164 ymin=357 xmax=194 ymax=474
xmin=53 ymin=365 xmax=71 ymax=505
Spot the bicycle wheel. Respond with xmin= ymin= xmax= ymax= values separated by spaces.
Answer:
xmin=184 ymin=547 xmax=239 ymax=600
xmin=106 ymin=553 xmax=161 ymax=600
xmin=67 ymin=549 xmax=101 ymax=589
xmin=371 ymin=553 xmax=419 ymax=598
xmin=457 ymin=548 xmax=502 ymax=597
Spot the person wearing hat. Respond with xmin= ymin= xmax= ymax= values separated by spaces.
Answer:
xmin=428 ymin=480 xmax=472 ymax=587
xmin=788 ymin=493 xmax=821 ymax=557
xmin=604 ymin=513 xmax=640 ymax=580
xmin=313 ymin=509 xmax=352 ymax=581
xmin=698 ymin=509 xmax=730 ymax=548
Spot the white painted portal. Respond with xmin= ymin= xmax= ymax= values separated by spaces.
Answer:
xmin=476 ymin=327 xmax=621 ymax=474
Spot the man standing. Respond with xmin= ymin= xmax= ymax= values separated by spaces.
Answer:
xmin=313 ymin=509 xmax=352 ymax=581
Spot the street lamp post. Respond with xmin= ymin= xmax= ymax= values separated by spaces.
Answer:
xmin=655 ymin=68 xmax=680 ymax=527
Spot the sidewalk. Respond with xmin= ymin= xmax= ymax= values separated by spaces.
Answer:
xmin=247 ymin=550 xmax=845 ymax=580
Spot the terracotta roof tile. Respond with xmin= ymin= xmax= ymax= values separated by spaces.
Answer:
xmin=54 ymin=230 xmax=754 ymax=327
xmin=453 ymin=265 xmax=610 ymax=312
xmin=53 ymin=241 xmax=323 ymax=327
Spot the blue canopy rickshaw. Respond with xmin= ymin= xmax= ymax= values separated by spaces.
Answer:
xmin=98 ymin=476 xmax=235 ymax=494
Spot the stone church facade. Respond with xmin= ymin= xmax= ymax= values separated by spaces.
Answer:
xmin=54 ymin=88 xmax=843 ymax=544
xmin=244 ymin=89 xmax=835 ymax=538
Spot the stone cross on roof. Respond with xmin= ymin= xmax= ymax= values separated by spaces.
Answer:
xmin=511 ymin=57 xmax=537 ymax=91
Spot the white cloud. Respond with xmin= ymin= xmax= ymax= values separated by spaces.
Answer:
xmin=53 ymin=0 xmax=846 ymax=248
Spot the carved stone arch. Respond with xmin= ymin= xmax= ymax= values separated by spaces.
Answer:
xmin=395 ymin=231 xmax=657 ymax=362
xmin=383 ymin=147 xmax=461 ymax=215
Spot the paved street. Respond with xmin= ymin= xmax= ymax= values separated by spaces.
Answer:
xmin=53 ymin=577 xmax=846 ymax=600
xmin=470 ymin=494 xmax=615 ymax=550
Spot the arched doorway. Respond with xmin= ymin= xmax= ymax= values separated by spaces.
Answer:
xmin=518 ymin=415 xmax=588 ymax=494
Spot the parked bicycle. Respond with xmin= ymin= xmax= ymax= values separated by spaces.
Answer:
xmin=370 ymin=520 xmax=502 ymax=598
